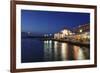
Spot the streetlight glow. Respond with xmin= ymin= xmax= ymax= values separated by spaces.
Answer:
xmin=80 ymin=29 xmax=82 ymax=33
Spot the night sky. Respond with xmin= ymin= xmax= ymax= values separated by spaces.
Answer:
xmin=21 ymin=10 xmax=90 ymax=34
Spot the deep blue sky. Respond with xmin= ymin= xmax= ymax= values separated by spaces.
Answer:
xmin=21 ymin=10 xmax=90 ymax=34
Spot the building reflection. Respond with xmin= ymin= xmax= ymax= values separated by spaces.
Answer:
xmin=54 ymin=41 xmax=59 ymax=60
xmin=43 ymin=40 xmax=89 ymax=61
xmin=73 ymin=46 xmax=85 ymax=60
xmin=44 ymin=40 xmax=53 ymax=61
xmin=61 ymin=43 xmax=68 ymax=60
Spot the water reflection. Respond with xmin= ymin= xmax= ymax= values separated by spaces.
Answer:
xmin=73 ymin=46 xmax=85 ymax=60
xmin=44 ymin=40 xmax=90 ymax=61
xmin=61 ymin=43 xmax=68 ymax=60
xmin=44 ymin=40 xmax=55 ymax=61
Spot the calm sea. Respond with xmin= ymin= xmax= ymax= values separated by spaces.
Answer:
xmin=21 ymin=38 xmax=90 ymax=63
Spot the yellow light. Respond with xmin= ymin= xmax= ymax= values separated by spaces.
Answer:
xmin=80 ymin=29 xmax=82 ymax=33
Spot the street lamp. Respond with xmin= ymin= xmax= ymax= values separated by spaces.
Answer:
xmin=79 ymin=29 xmax=82 ymax=33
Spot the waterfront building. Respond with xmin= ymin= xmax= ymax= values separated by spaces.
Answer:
xmin=54 ymin=28 xmax=73 ymax=39
xmin=74 ymin=24 xmax=90 ymax=33
xmin=54 ymin=24 xmax=90 ymax=42
xmin=73 ymin=24 xmax=90 ymax=42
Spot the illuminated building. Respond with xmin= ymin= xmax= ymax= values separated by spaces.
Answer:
xmin=74 ymin=24 xmax=90 ymax=33
xmin=73 ymin=24 xmax=90 ymax=42
xmin=54 ymin=28 xmax=73 ymax=39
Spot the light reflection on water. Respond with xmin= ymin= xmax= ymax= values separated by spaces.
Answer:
xmin=44 ymin=40 xmax=53 ymax=61
xmin=61 ymin=43 xmax=68 ymax=60
xmin=44 ymin=40 xmax=90 ymax=61
xmin=73 ymin=46 xmax=85 ymax=60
